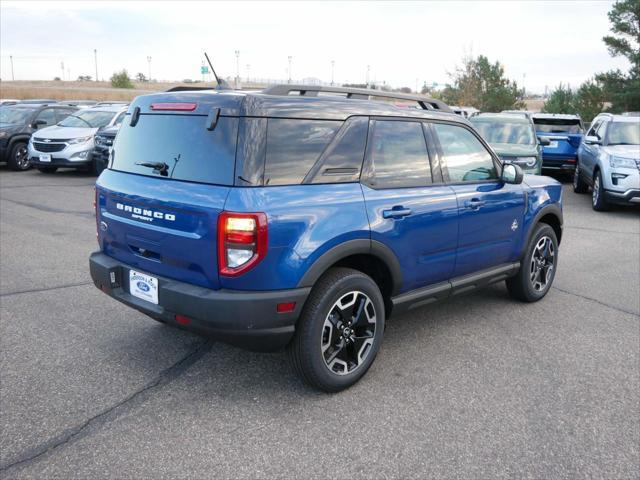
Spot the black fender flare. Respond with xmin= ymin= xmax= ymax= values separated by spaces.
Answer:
xmin=297 ymin=238 xmax=403 ymax=295
xmin=523 ymin=204 xmax=563 ymax=254
xmin=7 ymin=135 xmax=31 ymax=153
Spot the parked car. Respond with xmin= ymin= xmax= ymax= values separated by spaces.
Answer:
xmin=470 ymin=113 xmax=547 ymax=174
xmin=501 ymin=110 xmax=534 ymax=121
xmin=451 ymin=106 xmax=479 ymax=118
xmin=90 ymin=86 xmax=563 ymax=392
xmin=29 ymin=104 xmax=127 ymax=174
xmin=90 ymin=124 xmax=120 ymax=175
xmin=533 ymin=113 xmax=584 ymax=175
xmin=0 ymin=103 xmax=78 ymax=170
xmin=17 ymin=99 xmax=58 ymax=104
xmin=574 ymin=113 xmax=640 ymax=210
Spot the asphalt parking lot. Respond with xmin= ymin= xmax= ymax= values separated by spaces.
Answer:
xmin=1 ymin=168 xmax=638 ymax=479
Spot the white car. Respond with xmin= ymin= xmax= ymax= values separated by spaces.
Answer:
xmin=28 ymin=104 xmax=127 ymax=174
xmin=574 ymin=113 xmax=640 ymax=210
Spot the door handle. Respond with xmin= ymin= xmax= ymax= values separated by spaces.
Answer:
xmin=464 ymin=198 xmax=485 ymax=210
xmin=382 ymin=206 xmax=412 ymax=219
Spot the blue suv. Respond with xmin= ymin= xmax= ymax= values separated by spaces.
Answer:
xmin=90 ymin=85 xmax=563 ymax=391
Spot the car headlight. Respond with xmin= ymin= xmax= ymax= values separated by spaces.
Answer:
xmin=68 ymin=136 xmax=93 ymax=145
xmin=609 ymin=156 xmax=637 ymax=169
xmin=513 ymin=156 xmax=538 ymax=167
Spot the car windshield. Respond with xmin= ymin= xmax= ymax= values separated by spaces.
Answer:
xmin=470 ymin=118 xmax=535 ymax=145
xmin=534 ymin=119 xmax=582 ymax=134
xmin=58 ymin=110 xmax=115 ymax=128
xmin=607 ymin=122 xmax=640 ymax=145
xmin=0 ymin=107 xmax=34 ymax=125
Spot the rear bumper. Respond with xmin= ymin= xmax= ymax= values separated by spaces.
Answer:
xmin=604 ymin=188 xmax=640 ymax=205
xmin=541 ymin=155 xmax=577 ymax=172
xmin=89 ymin=252 xmax=310 ymax=351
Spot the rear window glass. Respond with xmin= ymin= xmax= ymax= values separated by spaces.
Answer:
xmin=110 ymin=114 xmax=238 ymax=186
xmin=264 ymin=119 xmax=341 ymax=185
xmin=533 ymin=119 xmax=583 ymax=134
xmin=59 ymin=110 xmax=115 ymax=128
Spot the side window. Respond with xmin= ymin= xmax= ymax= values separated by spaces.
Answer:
xmin=363 ymin=120 xmax=432 ymax=189
xmin=433 ymin=123 xmax=497 ymax=182
xmin=55 ymin=109 xmax=75 ymax=123
xmin=587 ymin=120 xmax=602 ymax=138
xmin=307 ymin=116 xmax=368 ymax=184
xmin=113 ymin=112 xmax=126 ymax=126
xmin=595 ymin=120 xmax=607 ymax=140
xmin=34 ymin=108 xmax=56 ymax=127
xmin=264 ymin=119 xmax=341 ymax=186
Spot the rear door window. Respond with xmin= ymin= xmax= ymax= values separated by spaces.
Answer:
xmin=264 ymin=119 xmax=341 ymax=185
xmin=110 ymin=114 xmax=238 ymax=186
xmin=362 ymin=120 xmax=432 ymax=189
xmin=34 ymin=108 xmax=56 ymax=127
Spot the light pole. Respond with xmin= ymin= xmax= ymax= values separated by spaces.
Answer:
xmin=366 ymin=65 xmax=370 ymax=88
xmin=235 ymin=50 xmax=240 ymax=88
xmin=61 ymin=61 xmax=65 ymax=81
xmin=522 ymin=72 xmax=526 ymax=98
xmin=288 ymin=56 xmax=292 ymax=84
xmin=10 ymin=55 xmax=14 ymax=81
xmin=147 ymin=56 xmax=152 ymax=82
xmin=246 ymin=64 xmax=250 ymax=83
xmin=94 ymin=49 xmax=98 ymax=81
xmin=331 ymin=60 xmax=335 ymax=86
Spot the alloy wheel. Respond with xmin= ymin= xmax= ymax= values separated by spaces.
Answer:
xmin=15 ymin=145 xmax=29 ymax=170
xmin=592 ymin=173 xmax=600 ymax=206
xmin=321 ymin=291 xmax=376 ymax=375
xmin=530 ymin=236 xmax=555 ymax=292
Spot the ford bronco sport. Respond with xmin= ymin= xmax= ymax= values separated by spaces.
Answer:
xmin=90 ymin=85 xmax=563 ymax=392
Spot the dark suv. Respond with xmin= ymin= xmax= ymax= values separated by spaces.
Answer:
xmin=90 ymin=85 xmax=563 ymax=391
xmin=0 ymin=103 xmax=77 ymax=170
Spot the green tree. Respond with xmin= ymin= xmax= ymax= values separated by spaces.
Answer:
xmin=542 ymin=84 xmax=575 ymax=114
xmin=441 ymin=55 xmax=524 ymax=111
xmin=596 ymin=0 xmax=640 ymax=111
xmin=573 ymin=80 xmax=605 ymax=122
xmin=136 ymin=72 xmax=147 ymax=83
xmin=110 ymin=70 xmax=133 ymax=89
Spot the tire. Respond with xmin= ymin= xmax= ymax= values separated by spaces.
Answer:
xmin=288 ymin=267 xmax=385 ymax=392
xmin=37 ymin=166 xmax=58 ymax=174
xmin=506 ymin=223 xmax=558 ymax=303
xmin=572 ymin=162 xmax=588 ymax=193
xmin=92 ymin=157 xmax=107 ymax=176
xmin=591 ymin=170 xmax=610 ymax=211
xmin=7 ymin=142 xmax=30 ymax=171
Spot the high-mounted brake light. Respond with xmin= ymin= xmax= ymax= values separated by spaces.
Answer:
xmin=218 ymin=212 xmax=268 ymax=277
xmin=150 ymin=102 xmax=197 ymax=111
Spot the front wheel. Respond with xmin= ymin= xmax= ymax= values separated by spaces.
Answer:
xmin=7 ymin=142 xmax=30 ymax=171
xmin=506 ymin=223 xmax=558 ymax=302
xmin=592 ymin=170 xmax=610 ymax=211
xmin=288 ymin=267 xmax=385 ymax=392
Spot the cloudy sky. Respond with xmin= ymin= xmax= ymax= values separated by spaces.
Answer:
xmin=0 ymin=0 xmax=629 ymax=93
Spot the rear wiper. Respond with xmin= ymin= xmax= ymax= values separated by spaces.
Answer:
xmin=136 ymin=162 xmax=169 ymax=176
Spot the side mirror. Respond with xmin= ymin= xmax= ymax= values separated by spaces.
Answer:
xmin=502 ymin=163 xmax=524 ymax=184
xmin=538 ymin=137 xmax=551 ymax=146
xmin=31 ymin=120 xmax=47 ymax=129
xmin=584 ymin=135 xmax=601 ymax=145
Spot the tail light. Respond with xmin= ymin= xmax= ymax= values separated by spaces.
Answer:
xmin=218 ymin=212 xmax=267 ymax=277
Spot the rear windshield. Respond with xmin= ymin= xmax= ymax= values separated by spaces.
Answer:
xmin=110 ymin=114 xmax=238 ymax=186
xmin=533 ymin=119 xmax=583 ymax=134
xmin=470 ymin=119 xmax=535 ymax=145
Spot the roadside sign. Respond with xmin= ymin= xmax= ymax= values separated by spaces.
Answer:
xmin=201 ymin=66 xmax=209 ymax=74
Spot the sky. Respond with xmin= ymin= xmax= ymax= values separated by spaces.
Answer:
xmin=0 ymin=0 xmax=630 ymax=94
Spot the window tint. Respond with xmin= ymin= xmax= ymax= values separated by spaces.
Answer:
xmin=235 ymin=117 xmax=267 ymax=186
xmin=110 ymin=114 xmax=238 ymax=186
xmin=264 ymin=119 xmax=341 ymax=185
xmin=308 ymin=116 xmax=368 ymax=184
xmin=434 ymin=123 xmax=497 ymax=182
xmin=35 ymin=108 xmax=56 ymax=126
xmin=365 ymin=120 xmax=432 ymax=188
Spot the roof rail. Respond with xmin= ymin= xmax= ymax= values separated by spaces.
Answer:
xmin=262 ymin=84 xmax=452 ymax=112
xmin=95 ymin=101 xmax=130 ymax=106
xmin=166 ymin=86 xmax=218 ymax=92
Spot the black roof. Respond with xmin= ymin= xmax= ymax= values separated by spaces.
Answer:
xmin=130 ymin=88 xmax=463 ymax=123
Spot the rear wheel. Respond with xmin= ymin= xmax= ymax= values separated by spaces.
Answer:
xmin=572 ymin=162 xmax=588 ymax=193
xmin=506 ymin=223 xmax=558 ymax=302
xmin=37 ymin=166 xmax=58 ymax=174
xmin=288 ymin=267 xmax=385 ymax=392
xmin=592 ymin=170 xmax=610 ymax=211
xmin=7 ymin=142 xmax=30 ymax=171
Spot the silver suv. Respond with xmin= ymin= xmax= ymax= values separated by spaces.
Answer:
xmin=28 ymin=104 xmax=127 ymax=174
xmin=574 ymin=113 xmax=640 ymax=210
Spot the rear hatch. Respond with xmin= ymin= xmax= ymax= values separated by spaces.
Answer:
xmin=96 ymin=93 xmax=242 ymax=290
xmin=534 ymin=118 xmax=583 ymax=157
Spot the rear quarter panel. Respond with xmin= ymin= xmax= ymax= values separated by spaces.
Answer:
xmin=222 ymin=183 xmax=370 ymax=291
